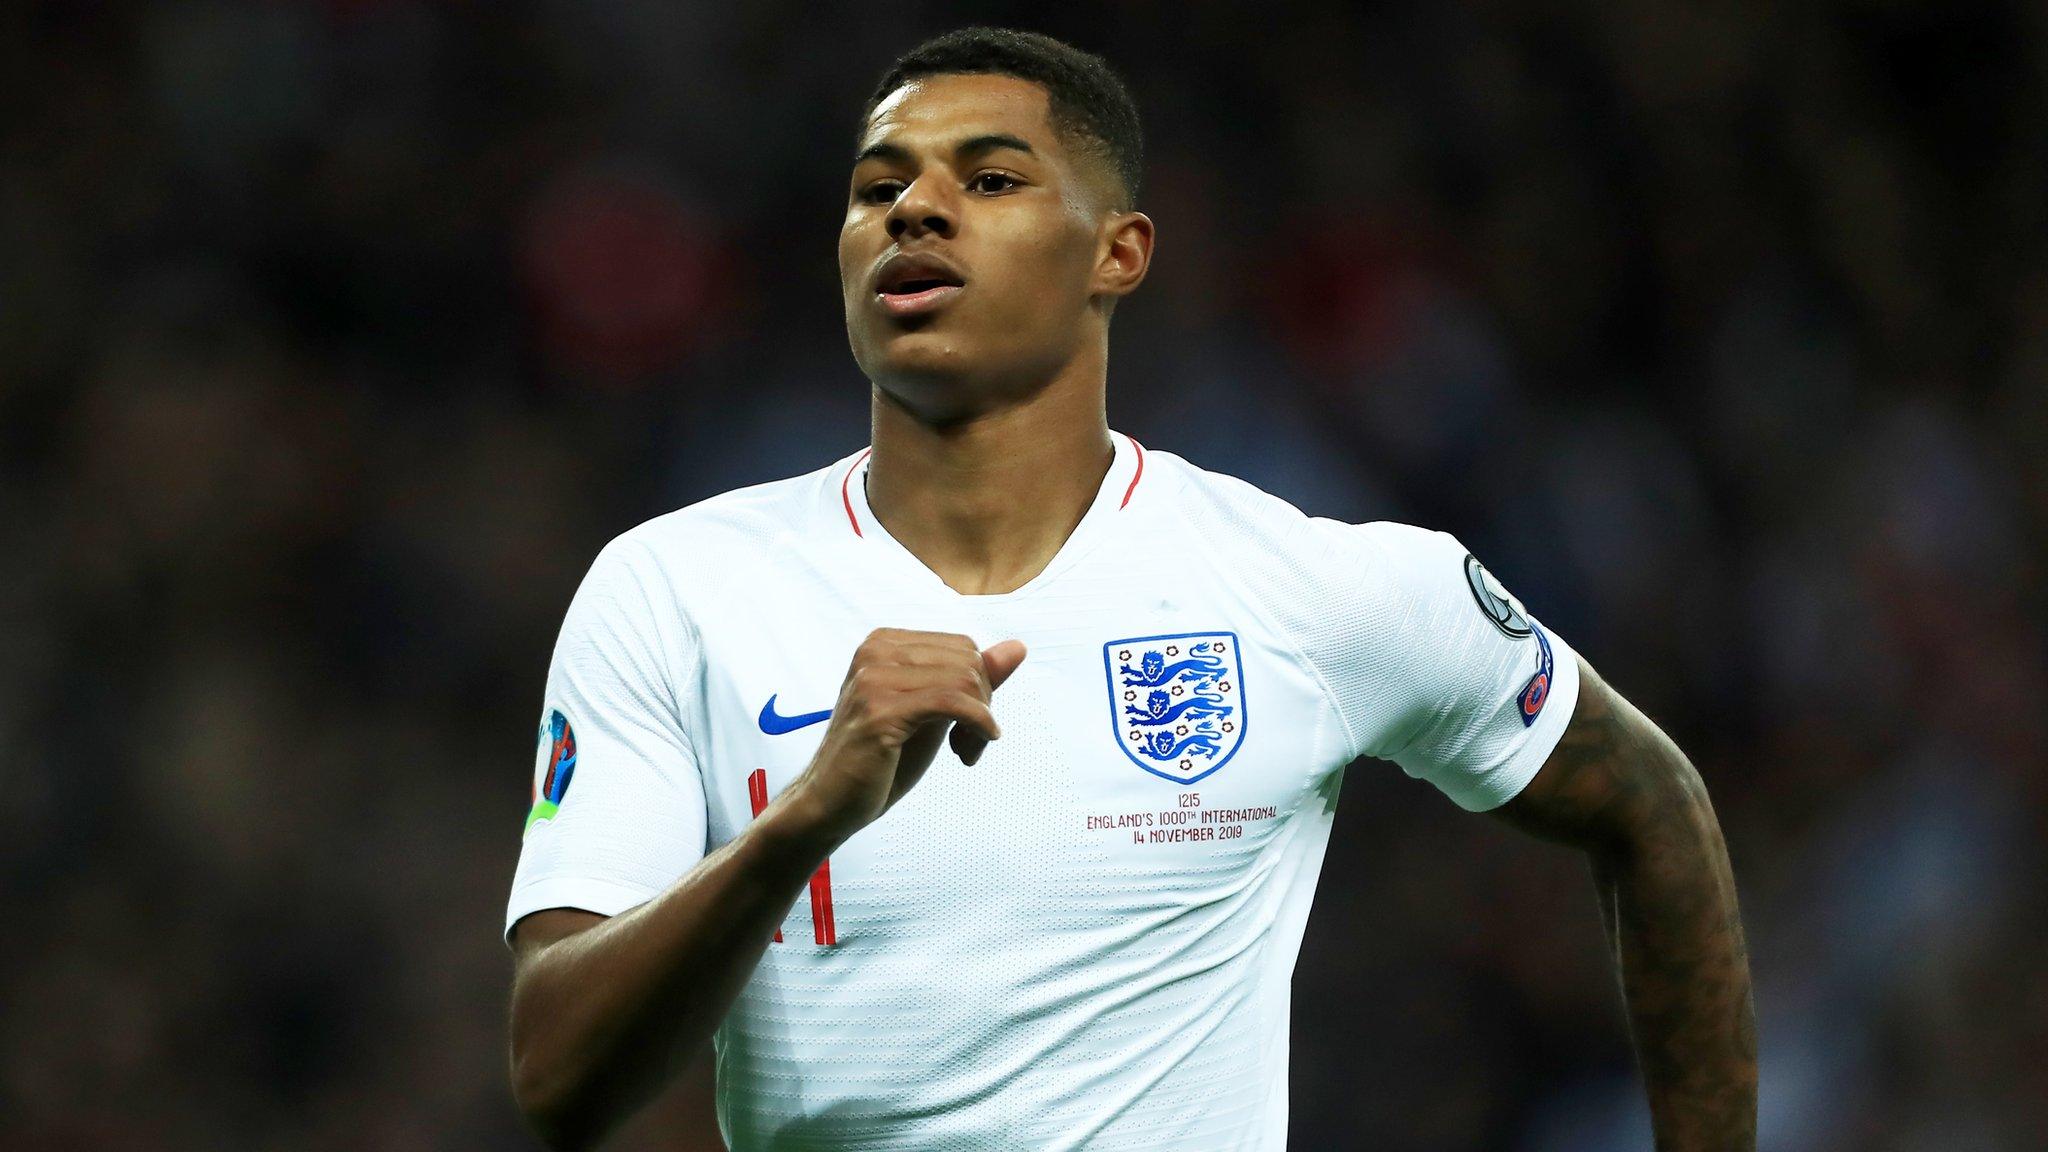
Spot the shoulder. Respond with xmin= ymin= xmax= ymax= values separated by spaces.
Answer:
xmin=572 ymin=451 xmax=859 ymax=623
xmin=1145 ymin=448 xmax=1314 ymax=540
xmin=627 ymin=455 xmax=846 ymax=556
xmin=1145 ymin=447 xmax=1456 ymax=597
xmin=604 ymin=452 xmax=853 ymax=574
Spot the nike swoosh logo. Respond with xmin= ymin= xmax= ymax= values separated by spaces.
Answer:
xmin=758 ymin=694 xmax=834 ymax=735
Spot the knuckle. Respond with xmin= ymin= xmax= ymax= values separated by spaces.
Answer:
xmin=858 ymin=628 xmax=900 ymax=656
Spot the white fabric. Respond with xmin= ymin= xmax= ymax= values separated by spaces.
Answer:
xmin=507 ymin=536 xmax=709 ymax=920
xmin=505 ymin=432 xmax=1581 ymax=1150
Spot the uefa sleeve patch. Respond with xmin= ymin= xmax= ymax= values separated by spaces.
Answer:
xmin=1463 ymin=554 xmax=1533 ymax=638
xmin=1462 ymin=553 xmax=1553 ymax=725
xmin=1457 ymin=553 xmax=1554 ymax=727
xmin=1517 ymin=625 xmax=1555 ymax=727
xmin=526 ymin=709 xmax=578 ymax=832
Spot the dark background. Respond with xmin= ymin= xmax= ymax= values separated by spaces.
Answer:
xmin=5 ymin=2 xmax=2044 ymax=1149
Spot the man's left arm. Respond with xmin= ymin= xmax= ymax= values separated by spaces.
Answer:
xmin=1490 ymin=655 xmax=1757 ymax=1151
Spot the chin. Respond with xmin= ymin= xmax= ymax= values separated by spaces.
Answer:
xmin=887 ymin=331 xmax=978 ymax=373
xmin=857 ymin=327 xmax=968 ymax=394
xmin=871 ymin=361 xmax=985 ymax=426
xmin=852 ymin=324 xmax=1062 ymax=421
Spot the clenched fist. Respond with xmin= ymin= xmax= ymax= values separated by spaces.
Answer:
xmin=781 ymin=629 xmax=1028 ymax=848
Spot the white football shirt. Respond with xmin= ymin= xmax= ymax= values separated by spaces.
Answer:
xmin=507 ymin=431 xmax=1581 ymax=1151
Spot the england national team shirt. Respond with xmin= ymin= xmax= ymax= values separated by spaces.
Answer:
xmin=507 ymin=431 xmax=1582 ymax=1151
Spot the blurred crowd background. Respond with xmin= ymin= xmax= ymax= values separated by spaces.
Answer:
xmin=5 ymin=2 xmax=2044 ymax=1149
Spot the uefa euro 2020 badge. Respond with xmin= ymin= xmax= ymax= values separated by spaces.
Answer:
xmin=526 ymin=709 xmax=578 ymax=833
xmin=1104 ymin=631 xmax=1246 ymax=785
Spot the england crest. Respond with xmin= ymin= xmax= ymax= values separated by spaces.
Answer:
xmin=1103 ymin=631 xmax=1247 ymax=785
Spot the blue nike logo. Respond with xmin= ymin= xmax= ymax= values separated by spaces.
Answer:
xmin=758 ymin=694 xmax=834 ymax=735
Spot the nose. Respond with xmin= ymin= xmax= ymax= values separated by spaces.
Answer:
xmin=885 ymin=175 xmax=956 ymax=241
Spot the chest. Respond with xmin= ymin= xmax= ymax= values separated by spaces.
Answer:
xmin=686 ymin=553 xmax=1345 ymax=942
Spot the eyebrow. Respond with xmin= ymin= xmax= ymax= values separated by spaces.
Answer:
xmin=852 ymin=132 xmax=1037 ymax=168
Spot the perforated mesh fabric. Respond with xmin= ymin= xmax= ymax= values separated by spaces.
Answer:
xmin=503 ymin=439 xmax=1579 ymax=1149
xmin=504 ymin=537 xmax=707 ymax=936
xmin=1155 ymin=454 xmax=1580 ymax=812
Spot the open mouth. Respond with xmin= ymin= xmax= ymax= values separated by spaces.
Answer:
xmin=877 ymin=267 xmax=965 ymax=296
xmin=874 ymin=258 xmax=966 ymax=316
xmin=881 ymin=276 xmax=958 ymax=296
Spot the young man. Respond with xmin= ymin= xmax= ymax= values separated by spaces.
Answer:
xmin=506 ymin=28 xmax=1756 ymax=1152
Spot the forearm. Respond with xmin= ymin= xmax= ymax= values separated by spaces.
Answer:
xmin=507 ymin=630 xmax=1023 ymax=1149
xmin=1495 ymin=661 xmax=1757 ymax=1150
xmin=509 ymin=791 xmax=841 ymax=1150
xmin=1593 ymin=765 xmax=1756 ymax=1151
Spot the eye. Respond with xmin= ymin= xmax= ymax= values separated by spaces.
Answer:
xmin=859 ymin=180 xmax=904 ymax=204
xmin=968 ymin=171 xmax=1018 ymax=194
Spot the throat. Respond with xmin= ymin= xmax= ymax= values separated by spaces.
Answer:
xmin=860 ymin=431 xmax=1117 ymax=597
xmin=865 ymin=472 xmax=1089 ymax=595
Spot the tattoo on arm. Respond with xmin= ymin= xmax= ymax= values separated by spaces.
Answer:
xmin=1493 ymin=658 xmax=1758 ymax=1152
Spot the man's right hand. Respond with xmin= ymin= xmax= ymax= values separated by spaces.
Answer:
xmin=509 ymin=628 xmax=1026 ymax=1149
xmin=779 ymin=628 xmax=1028 ymax=848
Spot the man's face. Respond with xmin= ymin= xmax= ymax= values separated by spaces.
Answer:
xmin=840 ymin=73 xmax=1113 ymax=419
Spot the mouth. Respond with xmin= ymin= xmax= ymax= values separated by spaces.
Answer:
xmin=877 ymin=282 xmax=963 ymax=315
xmin=874 ymin=254 xmax=966 ymax=317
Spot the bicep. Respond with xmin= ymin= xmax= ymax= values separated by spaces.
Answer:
xmin=1489 ymin=656 xmax=1708 ymax=853
xmin=511 ymin=908 xmax=609 ymax=970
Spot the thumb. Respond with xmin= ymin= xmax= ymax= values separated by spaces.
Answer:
xmin=980 ymin=639 xmax=1028 ymax=692
xmin=950 ymin=640 xmax=1027 ymax=768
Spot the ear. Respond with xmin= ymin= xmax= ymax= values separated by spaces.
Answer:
xmin=1091 ymin=211 xmax=1155 ymax=303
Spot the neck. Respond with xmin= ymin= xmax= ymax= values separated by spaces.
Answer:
xmin=865 ymin=350 xmax=1113 ymax=596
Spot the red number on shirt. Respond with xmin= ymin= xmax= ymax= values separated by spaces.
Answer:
xmin=747 ymin=768 xmax=837 ymax=945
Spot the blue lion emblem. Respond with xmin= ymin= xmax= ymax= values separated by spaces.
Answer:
xmin=1103 ymin=631 xmax=1246 ymax=785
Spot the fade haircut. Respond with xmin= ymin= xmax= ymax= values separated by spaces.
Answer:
xmin=862 ymin=27 xmax=1144 ymax=210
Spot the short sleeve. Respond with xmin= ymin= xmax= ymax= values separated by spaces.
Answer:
xmin=505 ymin=536 xmax=708 ymax=941
xmin=1305 ymin=521 xmax=1581 ymax=812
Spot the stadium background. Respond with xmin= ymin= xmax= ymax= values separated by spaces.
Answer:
xmin=5 ymin=2 xmax=2044 ymax=1149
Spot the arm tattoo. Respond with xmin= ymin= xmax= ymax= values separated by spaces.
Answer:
xmin=1493 ymin=658 xmax=1758 ymax=1151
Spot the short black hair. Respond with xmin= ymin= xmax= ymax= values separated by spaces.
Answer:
xmin=862 ymin=27 xmax=1144 ymax=209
